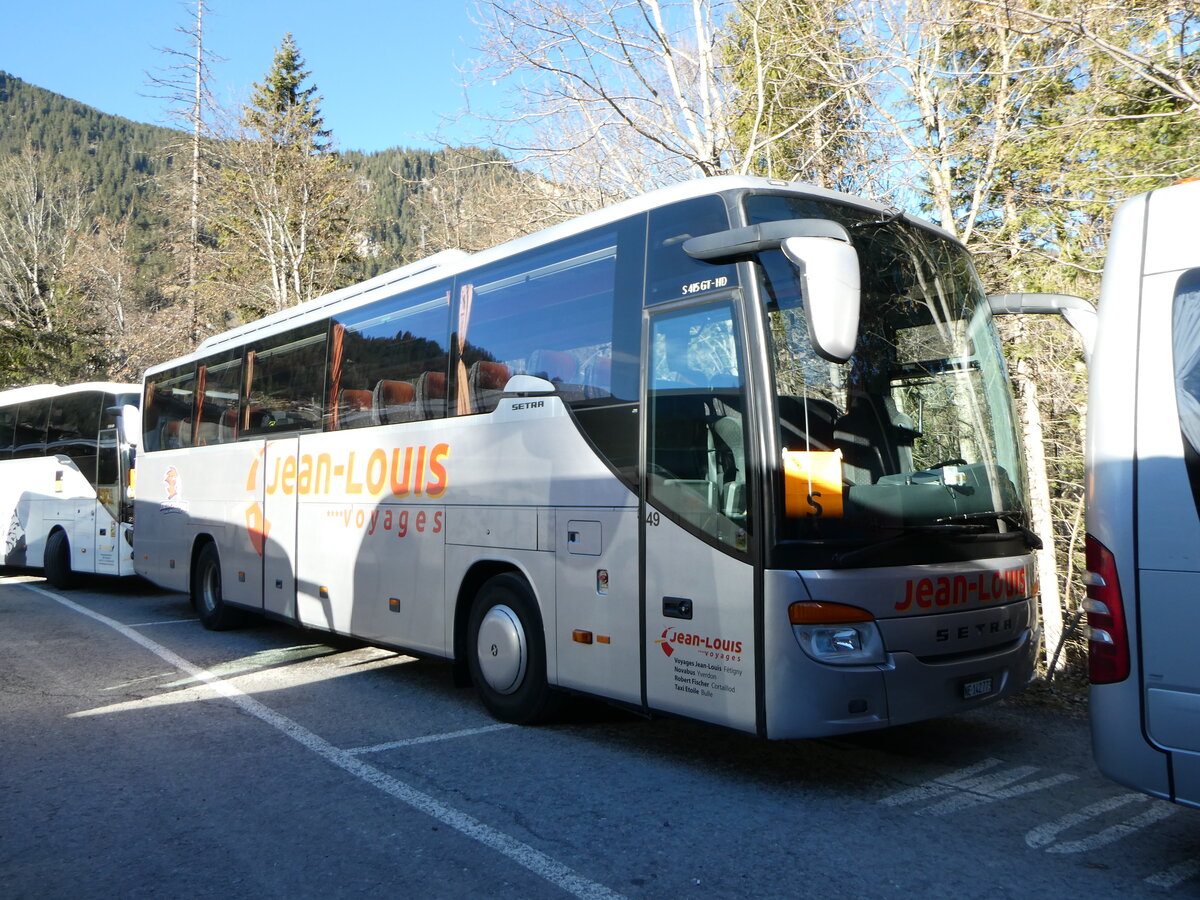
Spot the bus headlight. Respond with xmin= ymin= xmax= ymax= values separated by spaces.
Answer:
xmin=789 ymin=602 xmax=886 ymax=666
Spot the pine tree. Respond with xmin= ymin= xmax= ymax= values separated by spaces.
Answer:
xmin=204 ymin=34 xmax=365 ymax=320
xmin=244 ymin=33 xmax=331 ymax=151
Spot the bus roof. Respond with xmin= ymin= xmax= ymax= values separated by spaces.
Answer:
xmin=162 ymin=175 xmax=953 ymax=374
xmin=0 ymin=382 xmax=140 ymax=408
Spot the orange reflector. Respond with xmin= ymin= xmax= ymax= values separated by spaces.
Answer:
xmin=572 ymin=629 xmax=594 ymax=644
xmin=788 ymin=601 xmax=875 ymax=625
xmin=596 ymin=635 xmax=611 ymax=644
xmin=388 ymin=597 xmax=401 ymax=612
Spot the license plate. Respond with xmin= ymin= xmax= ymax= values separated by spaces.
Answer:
xmin=963 ymin=676 xmax=993 ymax=699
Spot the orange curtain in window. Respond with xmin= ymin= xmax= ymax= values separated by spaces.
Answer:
xmin=327 ymin=323 xmax=345 ymax=430
xmin=456 ymin=284 xmax=474 ymax=416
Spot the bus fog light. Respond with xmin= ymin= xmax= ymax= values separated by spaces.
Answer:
xmin=792 ymin=622 xmax=885 ymax=665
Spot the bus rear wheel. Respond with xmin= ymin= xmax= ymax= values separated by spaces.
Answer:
xmin=43 ymin=529 xmax=76 ymax=590
xmin=467 ymin=573 xmax=561 ymax=725
xmin=191 ymin=542 xmax=241 ymax=631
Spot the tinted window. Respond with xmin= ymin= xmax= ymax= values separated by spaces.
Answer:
xmin=196 ymin=354 xmax=242 ymax=446
xmin=0 ymin=402 xmax=15 ymax=459
xmin=12 ymin=399 xmax=50 ymax=458
xmin=329 ymin=280 xmax=452 ymax=429
xmin=244 ymin=326 xmax=327 ymax=437
xmin=645 ymin=196 xmax=736 ymax=306
xmin=454 ymin=225 xmax=624 ymax=415
xmin=143 ymin=366 xmax=196 ymax=451
xmin=48 ymin=392 xmax=102 ymax=483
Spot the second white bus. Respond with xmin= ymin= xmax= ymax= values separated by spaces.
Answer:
xmin=136 ymin=176 xmax=1048 ymax=737
xmin=1086 ymin=178 xmax=1200 ymax=808
xmin=0 ymin=382 xmax=140 ymax=587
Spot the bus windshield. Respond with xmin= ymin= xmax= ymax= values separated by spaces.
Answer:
xmin=747 ymin=194 xmax=1028 ymax=563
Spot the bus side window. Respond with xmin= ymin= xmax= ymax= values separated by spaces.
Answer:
xmin=47 ymin=392 xmax=102 ymax=484
xmin=648 ymin=302 xmax=750 ymax=550
xmin=454 ymin=224 xmax=622 ymax=416
xmin=143 ymin=365 xmax=197 ymax=452
xmin=12 ymin=399 xmax=51 ymax=459
xmin=244 ymin=326 xmax=327 ymax=437
xmin=0 ymin=403 xmax=16 ymax=460
xmin=327 ymin=282 xmax=452 ymax=431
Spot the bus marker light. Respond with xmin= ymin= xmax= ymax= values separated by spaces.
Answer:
xmin=788 ymin=602 xmax=874 ymax=624
xmin=573 ymin=630 xmax=593 ymax=644
xmin=1084 ymin=534 xmax=1130 ymax=684
xmin=389 ymin=598 xmax=401 ymax=612
xmin=320 ymin=586 xmax=330 ymax=599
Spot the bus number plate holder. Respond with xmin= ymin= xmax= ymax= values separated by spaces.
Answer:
xmin=962 ymin=676 xmax=993 ymax=700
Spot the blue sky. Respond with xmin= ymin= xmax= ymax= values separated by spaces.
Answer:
xmin=1 ymin=1 xmax=496 ymax=154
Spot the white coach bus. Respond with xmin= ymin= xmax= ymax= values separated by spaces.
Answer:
xmin=137 ymin=176 xmax=1050 ymax=737
xmin=0 ymin=382 xmax=140 ymax=587
xmin=1086 ymin=178 xmax=1200 ymax=807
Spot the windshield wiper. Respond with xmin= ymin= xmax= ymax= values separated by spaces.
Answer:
xmin=831 ymin=522 xmax=989 ymax=567
xmin=936 ymin=510 xmax=1043 ymax=550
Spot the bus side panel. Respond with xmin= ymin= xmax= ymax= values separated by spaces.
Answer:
xmin=1088 ymin=192 xmax=1173 ymax=799
xmin=1 ymin=458 xmax=96 ymax=574
xmin=553 ymin=506 xmax=641 ymax=705
xmin=444 ymin=540 xmax=557 ymax=674
xmin=2 ymin=459 xmax=47 ymax=568
xmin=262 ymin=437 xmax=299 ymax=621
xmin=134 ymin=442 xmax=264 ymax=601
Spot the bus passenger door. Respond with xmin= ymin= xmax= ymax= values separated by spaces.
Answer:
xmin=642 ymin=301 xmax=759 ymax=734
xmin=92 ymin=426 xmax=123 ymax=575
xmin=261 ymin=437 xmax=299 ymax=620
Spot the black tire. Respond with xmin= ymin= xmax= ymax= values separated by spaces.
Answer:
xmin=467 ymin=573 xmax=561 ymax=724
xmin=191 ymin=542 xmax=241 ymax=631
xmin=43 ymin=529 xmax=76 ymax=590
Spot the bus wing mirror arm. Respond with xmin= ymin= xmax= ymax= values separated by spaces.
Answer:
xmin=987 ymin=293 xmax=1097 ymax=364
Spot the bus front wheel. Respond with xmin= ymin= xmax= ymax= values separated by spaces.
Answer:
xmin=467 ymin=573 xmax=561 ymax=724
xmin=43 ymin=529 xmax=76 ymax=589
xmin=191 ymin=542 xmax=241 ymax=631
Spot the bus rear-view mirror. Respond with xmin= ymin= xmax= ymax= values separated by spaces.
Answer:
xmin=781 ymin=236 xmax=861 ymax=363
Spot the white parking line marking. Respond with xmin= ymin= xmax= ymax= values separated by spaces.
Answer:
xmin=127 ymin=619 xmax=196 ymax=627
xmin=1026 ymin=792 xmax=1178 ymax=854
xmin=346 ymin=724 xmax=516 ymax=754
xmin=1145 ymin=858 xmax=1200 ymax=889
xmin=22 ymin=583 xmax=623 ymax=900
xmin=880 ymin=759 xmax=1077 ymax=815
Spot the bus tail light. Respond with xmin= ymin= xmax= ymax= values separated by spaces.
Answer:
xmin=1084 ymin=534 xmax=1130 ymax=684
xmin=788 ymin=602 xmax=885 ymax=666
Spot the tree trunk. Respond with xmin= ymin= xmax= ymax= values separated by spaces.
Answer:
xmin=1017 ymin=360 xmax=1063 ymax=671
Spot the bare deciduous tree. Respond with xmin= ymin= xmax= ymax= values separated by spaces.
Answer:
xmin=147 ymin=0 xmax=223 ymax=340
xmin=0 ymin=149 xmax=90 ymax=335
xmin=472 ymin=0 xmax=738 ymax=195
